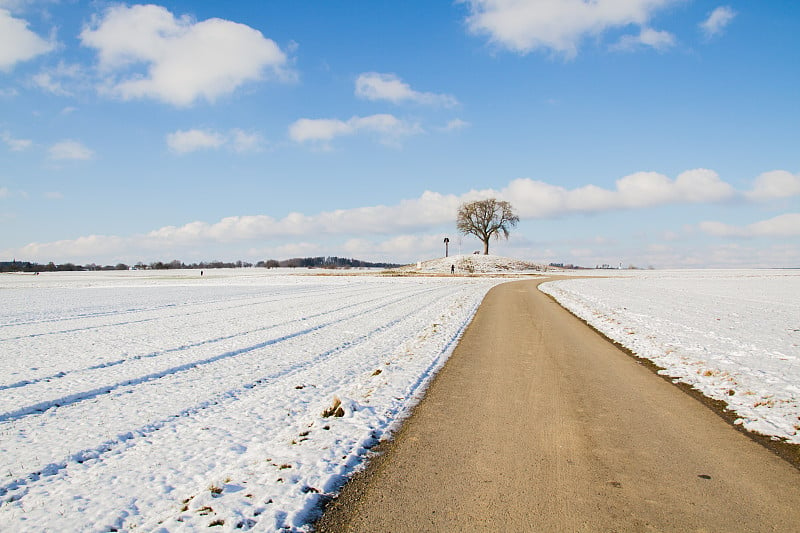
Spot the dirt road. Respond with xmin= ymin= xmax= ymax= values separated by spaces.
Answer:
xmin=316 ymin=279 xmax=800 ymax=532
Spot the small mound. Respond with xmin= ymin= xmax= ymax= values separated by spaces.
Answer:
xmin=391 ymin=255 xmax=546 ymax=275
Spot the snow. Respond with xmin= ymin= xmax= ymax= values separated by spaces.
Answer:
xmin=5 ymin=265 xmax=797 ymax=531
xmin=392 ymin=254 xmax=546 ymax=274
xmin=540 ymin=269 xmax=800 ymax=444
xmin=0 ymin=269 xmax=507 ymax=532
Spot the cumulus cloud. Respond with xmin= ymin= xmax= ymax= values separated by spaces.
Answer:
xmin=700 ymin=6 xmax=736 ymax=39
xmin=0 ymin=9 xmax=55 ymax=71
xmin=746 ymin=170 xmax=800 ymax=201
xmin=612 ymin=27 xmax=675 ymax=52
xmin=610 ymin=241 xmax=800 ymax=269
xmin=1 ymin=131 xmax=32 ymax=151
xmin=32 ymin=71 xmax=68 ymax=96
xmin=462 ymin=0 xmax=677 ymax=58
xmin=11 ymin=234 xmax=130 ymax=263
xmin=248 ymin=241 xmax=325 ymax=260
xmin=9 ymin=168 xmax=797 ymax=264
xmin=230 ymin=129 xmax=265 ymax=153
xmin=79 ymin=4 xmax=292 ymax=106
xmin=145 ymin=191 xmax=463 ymax=246
xmin=166 ymin=129 xmax=225 ymax=154
xmin=48 ymin=140 xmax=94 ymax=160
xmin=289 ymin=114 xmax=422 ymax=147
xmin=343 ymin=233 xmax=450 ymax=259
xmin=501 ymin=168 xmax=736 ymax=217
xmin=355 ymin=72 xmax=458 ymax=107
xmin=7 ymin=191 xmax=464 ymax=262
xmin=699 ymin=213 xmax=800 ymax=238
xmin=442 ymin=118 xmax=470 ymax=131
xmin=32 ymin=62 xmax=87 ymax=96
xmin=166 ymin=128 xmax=265 ymax=154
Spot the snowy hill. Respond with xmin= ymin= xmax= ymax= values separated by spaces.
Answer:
xmin=391 ymin=254 xmax=547 ymax=274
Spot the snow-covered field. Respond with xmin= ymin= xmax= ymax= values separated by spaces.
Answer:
xmin=393 ymin=254 xmax=545 ymax=274
xmin=4 ymin=265 xmax=798 ymax=531
xmin=540 ymin=270 xmax=800 ymax=444
xmin=0 ymin=269 xmax=506 ymax=532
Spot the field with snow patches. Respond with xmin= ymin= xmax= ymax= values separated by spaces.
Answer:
xmin=0 ymin=269 xmax=506 ymax=532
xmin=540 ymin=270 xmax=800 ymax=445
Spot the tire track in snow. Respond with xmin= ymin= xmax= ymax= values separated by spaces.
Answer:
xmin=0 ymin=285 xmax=407 ymax=395
xmin=0 ymin=284 xmax=374 ymax=339
xmin=0 ymin=284 xmax=334 ymax=328
xmin=0 ymin=285 xmax=441 ymax=424
xmin=139 ymin=283 xmax=495 ymax=532
xmin=0 ymin=285 xmax=454 ymax=506
xmin=1 ymin=290 xmax=232 ymax=328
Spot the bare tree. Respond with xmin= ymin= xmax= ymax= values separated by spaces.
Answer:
xmin=456 ymin=199 xmax=519 ymax=255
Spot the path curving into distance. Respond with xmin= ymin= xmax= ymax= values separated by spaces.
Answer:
xmin=316 ymin=278 xmax=800 ymax=532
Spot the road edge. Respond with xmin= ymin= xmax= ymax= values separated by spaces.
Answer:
xmin=536 ymin=280 xmax=800 ymax=471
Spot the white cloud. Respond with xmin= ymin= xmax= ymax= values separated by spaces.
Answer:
xmin=10 ymin=234 xmax=129 ymax=263
xmin=462 ymin=0 xmax=677 ymax=58
xmin=254 ymin=241 xmax=326 ymax=259
xmin=0 ymin=8 xmax=55 ymax=71
xmin=9 ymin=191 xmax=465 ymax=263
xmin=343 ymin=233 xmax=449 ymax=260
xmin=442 ymin=118 xmax=470 ymax=131
xmin=612 ymin=27 xmax=675 ymax=52
xmin=230 ymin=129 xmax=265 ymax=153
xmin=1 ymin=131 xmax=32 ymax=151
xmin=145 ymin=192 xmax=462 ymax=245
xmin=288 ymin=119 xmax=351 ymax=143
xmin=673 ymin=168 xmax=737 ymax=203
xmin=32 ymin=71 xmax=65 ymax=95
xmin=700 ymin=6 xmax=736 ymax=39
xmin=79 ymin=4 xmax=292 ymax=106
xmin=32 ymin=62 xmax=86 ymax=96
xmin=501 ymin=168 xmax=736 ymax=217
xmin=699 ymin=213 xmax=800 ymax=238
xmin=44 ymin=191 xmax=63 ymax=200
xmin=608 ymin=241 xmax=800 ymax=269
xmin=8 ymin=168 xmax=796 ymax=265
xmin=746 ymin=170 xmax=800 ymax=201
xmin=166 ymin=129 xmax=225 ymax=154
xmin=289 ymin=114 xmax=422 ymax=146
xmin=0 ymin=186 xmax=9 ymax=199
xmin=48 ymin=140 xmax=94 ymax=160
xmin=166 ymin=128 xmax=264 ymax=154
xmin=355 ymin=72 xmax=458 ymax=107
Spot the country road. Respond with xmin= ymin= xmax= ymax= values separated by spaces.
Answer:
xmin=316 ymin=279 xmax=800 ymax=532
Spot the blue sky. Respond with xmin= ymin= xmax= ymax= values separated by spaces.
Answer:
xmin=1 ymin=0 xmax=798 ymax=268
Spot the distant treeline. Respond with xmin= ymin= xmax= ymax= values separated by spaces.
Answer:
xmin=1 ymin=256 xmax=401 ymax=273
xmin=1 ymin=261 xmax=133 ymax=272
xmin=259 ymin=256 xmax=402 ymax=269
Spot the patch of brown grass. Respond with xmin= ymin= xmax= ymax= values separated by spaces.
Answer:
xmin=322 ymin=396 xmax=345 ymax=418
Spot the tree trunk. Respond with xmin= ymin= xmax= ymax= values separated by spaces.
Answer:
xmin=483 ymin=239 xmax=489 ymax=255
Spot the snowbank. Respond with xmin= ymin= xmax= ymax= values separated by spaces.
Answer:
xmin=540 ymin=270 xmax=800 ymax=444
xmin=392 ymin=254 xmax=546 ymax=274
